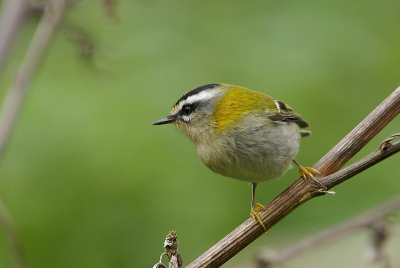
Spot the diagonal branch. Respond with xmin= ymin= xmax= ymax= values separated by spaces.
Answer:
xmin=322 ymin=133 xmax=400 ymax=189
xmin=249 ymin=194 xmax=400 ymax=268
xmin=186 ymin=87 xmax=400 ymax=268
xmin=313 ymin=88 xmax=400 ymax=175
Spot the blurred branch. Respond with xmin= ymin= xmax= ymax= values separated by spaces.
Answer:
xmin=0 ymin=0 xmax=69 ymax=160
xmin=363 ymin=219 xmax=390 ymax=265
xmin=0 ymin=0 xmax=69 ymax=267
xmin=186 ymin=87 xmax=400 ymax=268
xmin=247 ymin=195 xmax=400 ymax=268
xmin=0 ymin=0 xmax=32 ymax=74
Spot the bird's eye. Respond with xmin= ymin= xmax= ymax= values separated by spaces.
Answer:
xmin=183 ymin=106 xmax=192 ymax=115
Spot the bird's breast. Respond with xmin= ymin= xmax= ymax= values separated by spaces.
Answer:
xmin=196 ymin=119 xmax=301 ymax=184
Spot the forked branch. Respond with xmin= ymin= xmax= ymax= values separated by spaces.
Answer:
xmin=248 ymin=194 xmax=400 ymax=268
xmin=186 ymin=87 xmax=400 ymax=268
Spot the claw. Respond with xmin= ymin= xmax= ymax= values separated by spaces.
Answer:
xmin=293 ymin=159 xmax=320 ymax=183
xmin=300 ymin=167 xmax=320 ymax=183
xmin=250 ymin=203 xmax=268 ymax=233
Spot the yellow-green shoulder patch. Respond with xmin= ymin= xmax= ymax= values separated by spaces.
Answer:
xmin=213 ymin=86 xmax=273 ymax=133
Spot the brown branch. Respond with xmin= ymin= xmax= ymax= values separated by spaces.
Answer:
xmin=248 ymin=195 xmax=400 ymax=268
xmin=186 ymin=87 xmax=400 ymax=268
xmin=313 ymin=88 xmax=400 ymax=175
xmin=0 ymin=1 xmax=69 ymax=267
xmin=322 ymin=133 xmax=400 ymax=189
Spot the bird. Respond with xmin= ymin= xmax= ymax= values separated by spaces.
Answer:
xmin=152 ymin=83 xmax=318 ymax=231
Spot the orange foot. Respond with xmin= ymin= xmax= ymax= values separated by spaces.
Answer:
xmin=250 ymin=203 xmax=268 ymax=233
xmin=293 ymin=159 xmax=321 ymax=183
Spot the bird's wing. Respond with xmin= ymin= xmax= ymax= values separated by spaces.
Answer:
xmin=266 ymin=100 xmax=310 ymax=129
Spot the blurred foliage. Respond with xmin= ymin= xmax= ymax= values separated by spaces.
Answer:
xmin=0 ymin=0 xmax=399 ymax=267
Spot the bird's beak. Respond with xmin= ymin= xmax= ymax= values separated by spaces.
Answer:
xmin=152 ymin=115 xmax=175 ymax=125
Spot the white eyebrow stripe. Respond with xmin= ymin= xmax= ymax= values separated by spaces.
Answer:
xmin=185 ymin=89 xmax=220 ymax=104
xmin=175 ymin=89 xmax=220 ymax=113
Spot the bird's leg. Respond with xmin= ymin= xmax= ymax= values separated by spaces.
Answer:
xmin=293 ymin=159 xmax=320 ymax=183
xmin=250 ymin=183 xmax=267 ymax=232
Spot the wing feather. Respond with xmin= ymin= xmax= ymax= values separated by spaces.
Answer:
xmin=267 ymin=100 xmax=310 ymax=129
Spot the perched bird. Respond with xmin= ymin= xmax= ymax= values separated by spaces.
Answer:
xmin=153 ymin=84 xmax=318 ymax=230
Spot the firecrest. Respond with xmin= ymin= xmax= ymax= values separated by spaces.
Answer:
xmin=153 ymin=84 xmax=318 ymax=231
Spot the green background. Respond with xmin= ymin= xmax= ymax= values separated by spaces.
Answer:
xmin=0 ymin=1 xmax=399 ymax=267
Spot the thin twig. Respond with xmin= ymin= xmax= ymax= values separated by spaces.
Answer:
xmin=186 ymin=87 xmax=400 ymax=268
xmin=363 ymin=220 xmax=389 ymax=264
xmin=248 ymin=195 xmax=400 ymax=268
xmin=0 ymin=0 xmax=31 ymax=74
xmin=322 ymin=134 xmax=400 ymax=189
xmin=0 ymin=1 xmax=69 ymax=267
xmin=0 ymin=0 xmax=68 ymax=160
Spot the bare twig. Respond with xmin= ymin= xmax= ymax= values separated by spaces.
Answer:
xmin=363 ymin=220 xmax=389 ymax=265
xmin=186 ymin=87 xmax=400 ymax=268
xmin=0 ymin=1 xmax=69 ymax=267
xmin=153 ymin=231 xmax=183 ymax=268
xmin=164 ymin=231 xmax=183 ymax=268
xmin=0 ymin=0 xmax=68 ymax=160
xmin=322 ymin=133 xmax=400 ymax=189
xmin=153 ymin=254 xmax=167 ymax=268
xmin=248 ymin=195 xmax=400 ymax=268
xmin=313 ymin=88 xmax=400 ymax=175
xmin=0 ymin=0 xmax=31 ymax=74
